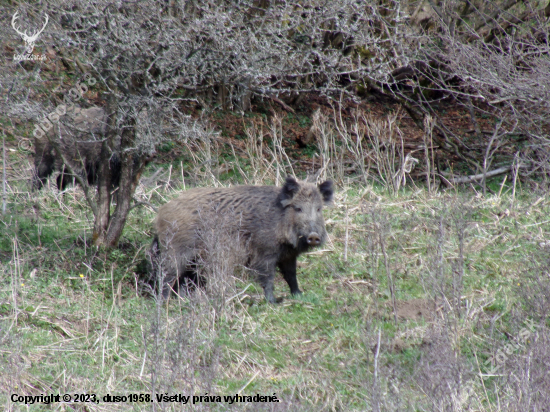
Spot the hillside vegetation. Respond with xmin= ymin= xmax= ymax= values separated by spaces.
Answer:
xmin=2 ymin=152 xmax=550 ymax=410
xmin=1 ymin=0 xmax=550 ymax=411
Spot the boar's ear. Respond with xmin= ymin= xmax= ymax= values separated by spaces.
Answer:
xmin=279 ymin=176 xmax=300 ymax=207
xmin=318 ymin=180 xmax=334 ymax=204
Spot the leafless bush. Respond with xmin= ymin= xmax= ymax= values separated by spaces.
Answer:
xmin=1 ymin=0 xmax=414 ymax=245
xmin=332 ymin=108 xmax=372 ymax=186
xmin=234 ymin=116 xmax=306 ymax=187
xmin=2 ymin=131 xmax=5 ymax=215
xmin=232 ymin=122 xmax=274 ymax=186
xmin=516 ymin=257 xmax=550 ymax=324
xmin=192 ymin=207 xmax=248 ymax=313
xmin=145 ymin=302 xmax=223 ymax=412
xmin=423 ymin=114 xmax=437 ymax=195
xmin=311 ymin=108 xmax=418 ymax=192
xmin=145 ymin=206 xmax=248 ymax=410
xmin=385 ymin=1 xmax=550 ymax=186
xmin=362 ymin=112 xmax=417 ymax=194
xmin=365 ymin=113 xmax=402 ymax=193
xmin=186 ymin=135 xmax=220 ymax=188
xmin=363 ymin=322 xmax=417 ymax=412
xmin=265 ymin=115 xmax=299 ymax=185
xmin=311 ymin=110 xmax=340 ymax=183
xmin=0 ymin=322 xmax=24 ymax=404
xmin=361 ymin=205 xmax=397 ymax=324
xmin=521 ymin=145 xmax=550 ymax=188
xmin=422 ymin=201 xmax=471 ymax=323
xmin=414 ymin=326 xmax=475 ymax=412
xmin=488 ymin=255 xmax=550 ymax=411
xmin=498 ymin=326 xmax=550 ymax=412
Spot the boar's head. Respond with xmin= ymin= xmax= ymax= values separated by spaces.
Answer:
xmin=277 ymin=176 xmax=333 ymax=252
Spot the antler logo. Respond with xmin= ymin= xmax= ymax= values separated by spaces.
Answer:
xmin=11 ymin=11 xmax=49 ymax=55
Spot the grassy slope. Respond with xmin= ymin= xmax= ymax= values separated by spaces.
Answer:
xmin=1 ymin=159 xmax=549 ymax=411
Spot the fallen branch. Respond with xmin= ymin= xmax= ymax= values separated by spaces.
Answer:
xmin=444 ymin=165 xmax=512 ymax=184
xmin=269 ymin=95 xmax=296 ymax=114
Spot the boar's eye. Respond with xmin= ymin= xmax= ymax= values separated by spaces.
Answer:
xmin=294 ymin=206 xmax=302 ymax=212
xmin=317 ymin=207 xmax=321 ymax=212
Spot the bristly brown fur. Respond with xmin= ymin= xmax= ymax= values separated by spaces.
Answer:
xmin=150 ymin=176 xmax=334 ymax=303
xmin=33 ymin=107 xmax=121 ymax=191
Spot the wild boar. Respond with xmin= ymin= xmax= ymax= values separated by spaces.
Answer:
xmin=149 ymin=176 xmax=334 ymax=303
xmin=33 ymin=106 xmax=121 ymax=191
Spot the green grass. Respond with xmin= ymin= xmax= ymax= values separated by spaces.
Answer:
xmin=1 ymin=167 xmax=550 ymax=410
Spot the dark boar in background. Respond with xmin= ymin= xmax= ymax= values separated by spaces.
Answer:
xmin=33 ymin=106 xmax=121 ymax=191
xmin=149 ymin=176 xmax=334 ymax=303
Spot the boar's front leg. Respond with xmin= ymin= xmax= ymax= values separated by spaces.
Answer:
xmin=278 ymin=256 xmax=302 ymax=296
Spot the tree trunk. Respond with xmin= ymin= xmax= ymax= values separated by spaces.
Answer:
xmin=104 ymin=148 xmax=147 ymax=247
xmin=92 ymin=94 xmax=116 ymax=246
xmin=102 ymin=154 xmax=134 ymax=247
xmin=92 ymin=139 xmax=112 ymax=245
xmin=103 ymin=156 xmax=147 ymax=247
xmin=99 ymin=117 xmax=148 ymax=247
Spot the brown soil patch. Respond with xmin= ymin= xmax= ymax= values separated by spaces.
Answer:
xmin=395 ymin=298 xmax=438 ymax=321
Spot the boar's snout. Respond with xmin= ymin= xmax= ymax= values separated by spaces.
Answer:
xmin=307 ymin=232 xmax=322 ymax=246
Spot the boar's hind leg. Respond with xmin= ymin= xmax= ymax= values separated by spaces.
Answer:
xmin=253 ymin=262 xmax=278 ymax=304
xmin=262 ymin=281 xmax=276 ymax=304
xmin=278 ymin=257 xmax=302 ymax=295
